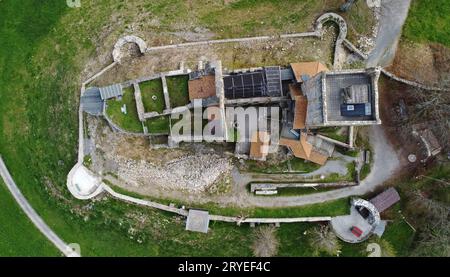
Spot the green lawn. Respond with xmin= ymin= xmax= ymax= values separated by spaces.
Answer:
xmin=403 ymin=0 xmax=450 ymax=47
xmin=276 ymin=186 xmax=341 ymax=196
xmin=106 ymin=87 xmax=143 ymax=132
xmin=106 ymin=182 xmax=350 ymax=218
xmin=252 ymin=198 xmax=349 ymax=218
xmin=146 ymin=115 xmax=170 ymax=134
xmin=198 ymin=0 xmax=375 ymax=43
xmin=166 ymin=75 xmax=190 ymax=108
xmin=381 ymin=216 xmax=415 ymax=256
xmin=0 ymin=180 xmax=60 ymax=256
xmin=245 ymin=157 xmax=321 ymax=174
xmin=139 ymin=79 xmax=165 ymax=114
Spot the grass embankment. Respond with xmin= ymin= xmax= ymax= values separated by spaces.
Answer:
xmin=354 ymin=129 xmax=372 ymax=180
xmin=106 ymin=87 xmax=143 ymax=132
xmin=339 ymin=0 xmax=376 ymax=43
xmin=0 ymin=180 xmax=60 ymax=256
xmin=199 ymin=0 xmax=375 ymax=43
xmin=166 ymin=75 xmax=190 ymax=108
xmin=393 ymin=164 xmax=450 ymax=256
xmin=106 ymin=182 xmax=349 ymax=218
xmin=276 ymin=186 xmax=341 ymax=196
xmin=139 ymin=79 xmax=165 ymax=114
xmin=403 ymin=0 xmax=450 ymax=47
xmin=245 ymin=158 xmax=321 ymax=174
xmin=317 ymin=127 xmax=348 ymax=143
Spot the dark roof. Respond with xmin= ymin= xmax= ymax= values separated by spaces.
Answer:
xmin=223 ymin=71 xmax=266 ymax=99
xmin=340 ymin=103 xmax=372 ymax=117
xmin=81 ymin=87 xmax=103 ymax=115
xmin=369 ymin=187 xmax=400 ymax=213
xmin=223 ymin=67 xmax=282 ymax=99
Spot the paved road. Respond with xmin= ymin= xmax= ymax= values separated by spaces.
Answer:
xmin=367 ymin=0 xmax=411 ymax=67
xmin=0 ymin=156 xmax=79 ymax=257
xmin=228 ymin=125 xmax=401 ymax=207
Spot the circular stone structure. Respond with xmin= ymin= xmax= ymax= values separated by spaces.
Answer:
xmin=112 ymin=35 xmax=148 ymax=63
xmin=408 ymin=154 xmax=417 ymax=163
xmin=67 ymin=164 xmax=104 ymax=199
xmin=330 ymin=198 xmax=380 ymax=243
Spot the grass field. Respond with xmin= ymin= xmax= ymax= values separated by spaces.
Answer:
xmin=403 ymin=0 xmax=450 ymax=47
xmin=106 ymin=87 xmax=143 ymax=132
xmin=146 ymin=115 xmax=170 ymax=134
xmin=198 ymin=0 xmax=374 ymax=42
xmin=0 ymin=0 xmax=394 ymax=257
xmin=166 ymin=75 xmax=190 ymax=108
xmin=106 ymin=181 xmax=350 ymax=219
xmin=0 ymin=180 xmax=60 ymax=256
xmin=140 ymin=79 xmax=165 ymax=114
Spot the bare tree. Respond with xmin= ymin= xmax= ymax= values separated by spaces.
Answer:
xmin=252 ymin=225 xmax=279 ymax=257
xmin=309 ymin=225 xmax=341 ymax=256
xmin=410 ymin=88 xmax=450 ymax=151
xmin=408 ymin=188 xmax=450 ymax=256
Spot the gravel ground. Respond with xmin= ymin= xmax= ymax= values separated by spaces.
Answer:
xmin=115 ymin=153 xmax=233 ymax=193
xmin=87 ymin=116 xmax=233 ymax=194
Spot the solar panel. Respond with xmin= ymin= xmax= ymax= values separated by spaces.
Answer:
xmin=223 ymin=71 xmax=267 ymax=99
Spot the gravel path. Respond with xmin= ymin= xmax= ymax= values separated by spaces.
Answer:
xmin=367 ymin=0 xmax=411 ymax=67
xmin=0 ymin=156 xmax=79 ymax=257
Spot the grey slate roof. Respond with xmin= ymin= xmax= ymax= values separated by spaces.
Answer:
xmin=81 ymin=87 xmax=103 ymax=116
xmin=280 ymin=68 xmax=294 ymax=81
xmin=99 ymin=83 xmax=123 ymax=100
xmin=306 ymin=135 xmax=335 ymax=157
xmin=301 ymin=73 xmax=324 ymax=126
xmin=369 ymin=187 xmax=400 ymax=213
xmin=185 ymin=210 xmax=210 ymax=233
xmin=264 ymin=66 xmax=282 ymax=97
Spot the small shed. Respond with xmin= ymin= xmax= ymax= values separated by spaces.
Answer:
xmin=369 ymin=187 xmax=400 ymax=213
xmin=186 ymin=209 xmax=210 ymax=233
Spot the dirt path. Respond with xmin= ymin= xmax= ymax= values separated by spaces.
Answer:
xmin=367 ymin=0 xmax=411 ymax=67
